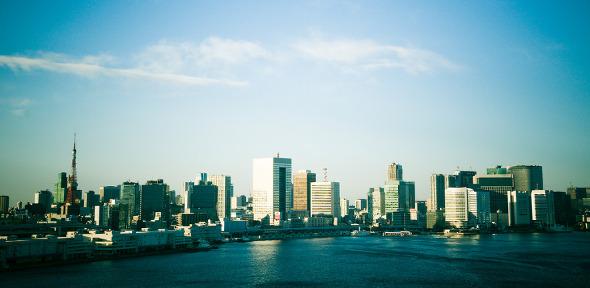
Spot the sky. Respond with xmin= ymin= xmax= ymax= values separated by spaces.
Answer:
xmin=0 ymin=0 xmax=589 ymax=205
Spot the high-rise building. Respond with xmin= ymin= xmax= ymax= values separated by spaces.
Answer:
xmin=567 ymin=186 xmax=589 ymax=213
xmin=368 ymin=187 xmax=385 ymax=222
xmin=509 ymin=165 xmax=543 ymax=191
xmin=34 ymin=190 xmax=53 ymax=211
xmin=387 ymin=163 xmax=403 ymax=182
xmin=0 ymin=195 xmax=9 ymax=213
xmin=140 ymin=179 xmax=169 ymax=222
xmin=474 ymin=173 xmax=514 ymax=213
xmin=310 ymin=181 xmax=340 ymax=217
xmin=54 ymin=172 xmax=67 ymax=204
xmin=120 ymin=181 xmax=140 ymax=225
xmin=293 ymin=170 xmax=316 ymax=213
xmin=185 ymin=176 xmax=218 ymax=221
xmin=445 ymin=187 xmax=490 ymax=228
xmin=252 ymin=156 xmax=292 ymax=223
xmin=552 ymin=191 xmax=572 ymax=226
xmin=355 ymin=199 xmax=367 ymax=211
xmin=415 ymin=201 xmax=427 ymax=228
xmin=507 ymin=191 xmax=531 ymax=226
xmin=83 ymin=190 xmax=100 ymax=208
xmin=231 ymin=195 xmax=247 ymax=209
xmin=430 ymin=174 xmax=445 ymax=211
xmin=383 ymin=163 xmax=415 ymax=225
xmin=340 ymin=198 xmax=349 ymax=218
xmin=531 ymin=190 xmax=555 ymax=226
xmin=208 ymin=174 xmax=233 ymax=220
xmin=100 ymin=185 xmax=121 ymax=202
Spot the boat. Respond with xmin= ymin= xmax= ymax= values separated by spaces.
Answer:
xmin=351 ymin=230 xmax=370 ymax=237
xmin=382 ymin=231 xmax=412 ymax=237
xmin=444 ymin=228 xmax=479 ymax=236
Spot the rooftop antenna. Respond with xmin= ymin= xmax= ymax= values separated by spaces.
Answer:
xmin=323 ymin=168 xmax=328 ymax=182
xmin=276 ymin=152 xmax=280 ymax=158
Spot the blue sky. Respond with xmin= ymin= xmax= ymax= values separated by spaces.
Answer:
xmin=0 ymin=1 xmax=589 ymax=204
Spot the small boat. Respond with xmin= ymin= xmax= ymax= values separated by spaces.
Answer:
xmin=383 ymin=231 xmax=412 ymax=237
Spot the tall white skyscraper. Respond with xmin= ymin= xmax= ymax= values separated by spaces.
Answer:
xmin=209 ymin=174 xmax=233 ymax=219
xmin=310 ymin=181 xmax=340 ymax=217
xmin=252 ymin=156 xmax=292 ymax=223
xmin=340 ymin=198 xmax=349 ymax=218
xmin=531 ymin=190 xmax=555 ymax=226
xmin=445 ymin=187 xmax=491 ymax=228
xmin=368 ymin=187 xmax=385 ymax=222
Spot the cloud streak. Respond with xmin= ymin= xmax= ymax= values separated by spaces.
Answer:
xmin=0 ymin=54 xmax=247 ymax=87
xmin=292 ymin=37 xmax=460 ymax=74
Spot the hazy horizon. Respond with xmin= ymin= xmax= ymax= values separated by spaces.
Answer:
xmin=1 ymin=1 xmax=589 ymax=205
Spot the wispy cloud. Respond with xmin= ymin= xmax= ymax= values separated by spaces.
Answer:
xmin=0 ymin=49 xmax=247 ymax=86
xmin=292 ymin=36 xmax=460 ymax=74
xmin=0 ymin=97 xmax=32 ymax=117
xmin=135 ymin=37 xmax=277 ymax=74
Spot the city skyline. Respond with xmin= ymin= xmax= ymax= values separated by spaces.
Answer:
xmin=1 ymin=1 xmax=589 ymax=204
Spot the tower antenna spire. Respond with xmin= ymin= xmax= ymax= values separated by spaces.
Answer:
xmin=66 ymin=133 xmax=79 ymax=204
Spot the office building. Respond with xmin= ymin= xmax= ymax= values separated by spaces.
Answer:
xmin=231 ymin=195 xmax=247 ymax=209
xmin=552 ymin=191 xmax=572 ymax=226
xmin=0 ymin=195 xmax=8 ymax=213
xmin=509 ymin=165 xmax=543 ymax=191
xmin=54 ymin=172 xmax=67 ymax=204
xmin=100 ymin=185 xmax=121 ymax=202
xmin=567 ymin=187 xmax=589 ymax=212
xmin=368 ymin=187 xmax=385 ymax=222
xmin=120 ymin=181 xmax=141 ymax=225
xmin=310 ymin=181 xmax=340 ymax=217
xmin=340 ymin=198 xmax=349 ymax=218
xmin=475 ymin=173 xmax=514 ymax=213
xmin=430 ymin=174 xmax=445 ymax=211
xmin=252 ymin=156 xmax=292 ymax=223
xmin=384 ymin=181 xmax=415 ymax=213
xmin=140 ymin=179 xmax=169 ymax=222
xmin=355 ymin=199 xmax=367 ymax=211
xmin=445 ymin=187 xmax=490 ymax=228
xmin=83 ymin=190 xmax=100 ymax=208
xmin=208 ymin=174 xmax=233 ymax=219
xmin=531 ymin=190 xmax=555 ymax=226
xmin=387 ymin=163 xmax=403 ymax=182
xmin=185 ymin=174 xmax=218 ymax=221
xmin=34 ymin=190 xmax=53 ymax=211
xmin=415 ymin=201 xmax=427 ymax=228
xmin=507 ymin=191 xmax=531 ymax=226
xmin=293 ymin=170 xmax=316 ymax=213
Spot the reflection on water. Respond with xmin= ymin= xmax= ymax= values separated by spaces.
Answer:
xmin=3 ymin=233 xmax=590 ymax=288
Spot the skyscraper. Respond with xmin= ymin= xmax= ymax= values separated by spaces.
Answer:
xmin=430 ymin=174 xmax=445 ymax=211
xmin=445 ymin=187 xmax=490 ymax=228
xmin=208 ymin=174 xmax=233 ymax=219
xmin=340 ymin=198 xmax=349 ymax=218
xmin=140 ymin=179 xmax=169 ymax=222
xmin=387 ymin=163 xmax=403 ymax=182
xmin=83 ymin=190 xmax=100 ymax=208
xmin=293 ymin=170 xmax=316 ymax=213
xmin=34 ymin=190 xmax=53 ymax=211
xmin=383 ymin=163 xmax=415 ymax=225
xmin=474 ymin=173 xmax=514 ymax=213
xmin=0 ymin=195 xmax=9 ymax=213
xmin=368 ymin=187 xmax=385 ymax=222
xmin=531 ymin=190 xmax=555 ymax=226
xmin=507 ymin=191 xmax=531 ymax=226
xmin=100 ymin=185 xmax=121 ymax=202
xmin=252 ymin=156 xmax=292 ymax=223
xmin=310 ymin=181 xmax=341 ymax=217
xmin=54 ymin=172 xmax=67 ymax=204
xmin=185 ymin=176 xmax=219 ymax=221
xmin=120 ymin=181 xmax=140 ymax=225
xmin=509 ymin=165 xmax=543 ymax=191
xmin=355 ymin=199 xmax=367 ymax=211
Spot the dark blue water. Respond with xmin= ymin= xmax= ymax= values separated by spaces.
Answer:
xmin=4 ymin=233 xmax=590 ymax=287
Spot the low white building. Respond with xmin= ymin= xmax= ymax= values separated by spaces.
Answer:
xmin=531 ymin=190 xmax=555 ymax=226
xmin=507 ymin=191 xmax=531 ymax=226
